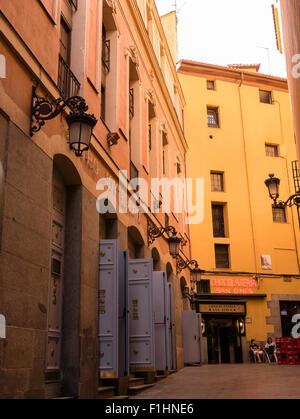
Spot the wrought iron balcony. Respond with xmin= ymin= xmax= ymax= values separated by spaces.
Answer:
xmin=58 ymin=55 xmax=80 ymax=99
xmin=67 ymin=0 xmax=78 ymax=10
xmin=292 ymin=160 xmax=300 ymax=193
xmin=102 ymin=40 xmax=111 ymax=73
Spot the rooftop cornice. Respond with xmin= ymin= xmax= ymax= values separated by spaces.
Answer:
xmin=178 ymin=60 xmax=289 ymax=91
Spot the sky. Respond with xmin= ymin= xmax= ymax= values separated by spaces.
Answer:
xmin=155 ymin=0 xmax=287 ymax=78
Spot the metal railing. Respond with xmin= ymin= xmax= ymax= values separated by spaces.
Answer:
xmin=130 ymin=161 xmax=139 ymax=180
xmin=292 ymin=160 xmax=300 ymax=193
xmin=102 ymin=40 xmax=111 ymax=73
xmin=129 ymin=88 xmax=134 ymax=119
xmin=67 ymin=0 xmax=78 ymax=10
xmin=58 ymin=54 xmax=80 ymax=99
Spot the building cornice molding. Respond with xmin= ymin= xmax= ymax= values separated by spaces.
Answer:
xmin=178 ymin=60 xmax=289 ymax=92
xmin=120 ymin=0 xmax=188 ymax=151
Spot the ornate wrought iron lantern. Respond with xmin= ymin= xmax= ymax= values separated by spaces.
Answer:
xmin=265 ymin=173 xmax=300 ymax=208
xmin=30 ymin=86 xmax=97 ymax=157
xmin=148 ymin=222 xmax=182 ymax=258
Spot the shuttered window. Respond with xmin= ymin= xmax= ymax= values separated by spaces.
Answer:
xmin=207 ymin=107 xmax=219 ymax=127
xmin=259 ymin=90 xmax=272 ymax=104
xmin=215 ymin=244 xmax=230 ymax=269
xmin=211 ymin=172 xmax=224 ymax=192
xmin=212 ymin=205 xmax=225 ymax=238
xmin=272 ymin=207 xmax=287 ymax=223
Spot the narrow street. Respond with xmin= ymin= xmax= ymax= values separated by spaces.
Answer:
xmin=130 ymin=365 xmax=300 ymax=399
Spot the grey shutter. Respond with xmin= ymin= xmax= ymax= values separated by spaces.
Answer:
xmin=118 ymin=250 xmax=129 ymax=377
xmin=99 ymin=240 xmax=119 ymax=379
xmin=128 ymin=259 xmax=155 ymax=372
xmin=153 ymin=272 xmax=168 ymax=371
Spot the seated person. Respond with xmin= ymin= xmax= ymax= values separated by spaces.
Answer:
xmin=249 ymin=339 xmax=264 ymax=363
xmin=265 ymin=337 xmax=277 ymax=362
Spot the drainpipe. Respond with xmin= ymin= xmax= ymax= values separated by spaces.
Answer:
xmin=237 ymin=72 xmax=259 ymax=278
xmin=273 ymin=99 xmax=300 ymax=273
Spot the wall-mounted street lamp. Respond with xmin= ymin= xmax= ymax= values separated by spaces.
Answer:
xmin=148 ymin=222 xmax=182 ymax=258
xmin=30 ymin=86 xmax=97 ymax=157
xmin=176 ymin=257 xmax=199 ymax=276
xmin=265 ymin=173 xmax=300 ymax=208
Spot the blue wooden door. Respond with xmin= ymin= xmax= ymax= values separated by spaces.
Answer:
xmin=128 ymin=259 xmax=155 ymax=372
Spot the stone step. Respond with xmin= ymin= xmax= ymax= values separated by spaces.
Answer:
xmin=97 ymin=386 xmax=117 ymax=398
xmin=155 ymin=375 xmax=167 ymax=382
xmin=129 ymin=377 xmax=145 ymax=387
xmin=107 ymin=395 xmax=130 ymax=400
xmin=168 ymin=369 xmax=177 ymax=375
xmin=128 ymin=383 xmax=155 ymax=396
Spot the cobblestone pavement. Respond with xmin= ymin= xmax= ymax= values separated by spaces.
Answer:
xmin=130 ymin=364 xmax=300 ymax=399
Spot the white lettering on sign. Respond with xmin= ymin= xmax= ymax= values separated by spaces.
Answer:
xmin=291 ymin=314 xmax=300 ymax=339
xmin=0 ymin=55 xmax=6 ymax=79
xmin=0 ymin=315 xmax=6 ymax=339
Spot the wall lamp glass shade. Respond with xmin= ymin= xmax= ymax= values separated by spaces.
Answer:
xmin=67 ymin=112 xmax=97 ymax=157
xmin=265 ymin=173 xmax=280 ymax=201
xmin=191 ymin=267 xmax=203 ymax=283
xmin=168 ymin=235 xmax=182 ymax=258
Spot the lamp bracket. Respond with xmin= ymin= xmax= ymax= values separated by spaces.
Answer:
xmin=30 ymin=86 xmax=89 ymax=137
xmin=274 ymin=193 xmax=300 ymax=208
xmin=147 ymin=221 xmax=177 ymax=246
xmin=176 ymin=256 xmax=198 ymax=275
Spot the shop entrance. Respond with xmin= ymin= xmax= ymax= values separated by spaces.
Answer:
xmin=204 ymin=316 xmax=244 ymax=364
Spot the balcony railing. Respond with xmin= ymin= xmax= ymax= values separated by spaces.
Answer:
xmin=58 ymin=55 xmax=80 ymax=99
xmin=130 ymin=161 xmax=139 ymax=180
xmin=292 ymin=160 xmax=300 ymax=194
xmin=102 ymin=40 xmax=111 ymax=73
xmin=67 ymin=0 xmax=78 ymax=10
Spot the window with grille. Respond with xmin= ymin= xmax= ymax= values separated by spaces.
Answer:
xmin=212 ymin=204 xmax=226 ymax=238
xmin=148 ymin=124 xmax=152 ymax=151
xmin=101 ymin=85 xmax=106 ymax=121
xmin=259 ymin=90 xmax=273 ymax=104
xmin=197 ymin=280 xmax=211 ymax=294
xmin=102 ymin=24 xmax=110 ymax=73
xmin=207 ymin=107 xmax=219 ymax=127
xmin=215 ymin=244 xmax=230 ymax=268
xmin=272 ymin=207 xmax=287 ymax=223
xmin=207 ymin=80 xmax=215 ymax=90
xmin=129 ymin=88 xmax=134 ymax=119
xmin=265 ymin=144 xmax=279 ymax=157
xmin=211 ymin=172 xmax=224 ymax=192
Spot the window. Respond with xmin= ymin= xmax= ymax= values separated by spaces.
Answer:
xmin=59 ymin=18 xmax=71 ymax=65
xmin=211 ymin=172 xmax=224 ymax=192
xmin=148 ymin=124 xmax=152 ymax=151
xmin=259 ymin=90 xmax=273 ymax=104
xmin=197 ymin=280 xmax=211 ymax=294
xmin=212 ymin=204 xmax=226 ymax=238
xmin=207 ymin=107 xmax=219 ymax=128
xmin=162 ymin=132 xmax=168 ymax=176
xmin=207 ymin=80 xmax=215 ymax=90
xmin=129 ymin=88 xmax=135 ymax=119
xmin=215 ymin=244 xmax=230 ymax=269
xmin=265 ymin=144 xmax=279 ymax=157
xmin=102 ymin=25 xmax=110 ymax=73
xmin=58 ymin=17 xmax=80 ymax=98
xmin=101 ymin=85 xmax=106 ymax=121
xmin=165 ymin=213 xmax=170 ymax=228
xmin=272 ymin=207 xmax=287 ymax=223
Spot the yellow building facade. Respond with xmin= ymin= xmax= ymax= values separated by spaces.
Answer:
xmin=178 ymin=60 xmax=300 ymax=364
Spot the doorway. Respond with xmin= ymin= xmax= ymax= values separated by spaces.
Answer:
xmin=205 ymin=316 xmax=244 ymax=364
